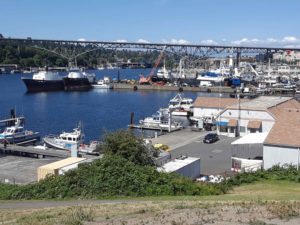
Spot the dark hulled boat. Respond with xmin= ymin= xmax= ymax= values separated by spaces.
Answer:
xmin=63 ymin=70 xmax=95 ymax=91
xmin=21 ymin=71 xmax=64 ymax=92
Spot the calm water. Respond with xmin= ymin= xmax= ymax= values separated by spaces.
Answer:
xmin=0 ymin=69 xmax=219 ymax=141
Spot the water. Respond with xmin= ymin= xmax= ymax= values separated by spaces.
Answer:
xmin=0 ymin=69 xmax=220 ymax=142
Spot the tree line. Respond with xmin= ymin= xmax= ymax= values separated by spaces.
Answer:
xmin=0 ymin=35 xmax=178 ymax=69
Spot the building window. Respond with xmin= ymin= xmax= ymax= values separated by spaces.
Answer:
xmin=220 ymin=126 xmax=228 ymax=133
xmin=240 ymin=126 xmax=246 ymax=133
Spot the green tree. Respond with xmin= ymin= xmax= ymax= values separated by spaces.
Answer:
xmin=101 ymin=130 xmax=156 ymax=166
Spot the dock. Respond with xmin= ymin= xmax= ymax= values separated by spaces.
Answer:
xmin=0 ymin=143 xmax=70 ymax=158
xmin=128 ymin=124 xmax=182 ymax=132
xmin=113 ymin=83 xmax=235 ymax=93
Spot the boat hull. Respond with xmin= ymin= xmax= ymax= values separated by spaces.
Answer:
xmin=0 ymin=132 xmax=40 ymax=145
xmin=171 ymin=110 xmax=190 ymax=116
xmin=22 ymin=78 xmax=64 ymax=92
xmin=43 ymin=136 xmax=78 ymax=151
xmin=92 ymin=84 xmax=113 ymax=89
xmin=63 ymin=78 xmax=91 ymax=91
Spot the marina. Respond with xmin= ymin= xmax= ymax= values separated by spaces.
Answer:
xmin=0 ymin=39 xmax=300 ymax=185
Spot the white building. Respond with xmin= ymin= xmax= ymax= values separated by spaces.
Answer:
xmin=158 ymin=156 xmax=200 ymax=179
xmin=193 ymin=96 xmax=249 ymax=124
xmin=273 ymin=51 xmax=300 ymax=62
xmin=226 ymin=97 xmax=300 ymax=169
xmin=263 ymin=106 xmax=300 ymax=169
xmin=37 ymin=157 xmax=87 ymax=181
xmin=217 ymin=96 xmax=297 ymax=137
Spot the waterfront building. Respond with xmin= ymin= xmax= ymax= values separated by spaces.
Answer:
xmin=263 ymin=106 xmax=300 ymax=169
xmin=193 ymin=96 xmax=249 ymax=125
xmin=217 ymin=96 xmax=297 ymax=137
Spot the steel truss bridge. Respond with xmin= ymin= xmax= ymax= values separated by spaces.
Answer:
xmin=1 ymin=37 xmax=300 ymax=63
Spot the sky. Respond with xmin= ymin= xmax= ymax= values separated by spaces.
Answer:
xmin=1 ymin=0 xmax=300 ymax=47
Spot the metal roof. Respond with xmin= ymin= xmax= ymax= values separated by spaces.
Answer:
xmin=158 ymin=157 xmax=200 ymax=173
xmin=231 ymin=133 xmax=269 ymax=145
xmin=38 ymin=157 xmax=86 ymax=170
xmin=236 ymin=96 xmax=293 ymax=110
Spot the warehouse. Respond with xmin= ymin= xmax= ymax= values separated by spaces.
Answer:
xmin=263 ymin=107 xmax=300 ymax=169
xmin=37 ymin=157 xmax=87 ymax=181
xmin=158 ymin=156 xmax=200 ymax=179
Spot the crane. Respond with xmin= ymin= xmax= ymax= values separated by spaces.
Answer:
xmin=149 ymin=46 xmax=167 ymax=77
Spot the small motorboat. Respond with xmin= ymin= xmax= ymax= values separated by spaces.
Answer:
xmin=92 ymin=77 xmax=113 ymax=89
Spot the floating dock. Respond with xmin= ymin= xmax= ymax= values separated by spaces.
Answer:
xmin=128 ymin=124 xmax=182 ymax=132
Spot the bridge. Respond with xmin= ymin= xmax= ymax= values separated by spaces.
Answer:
xmin=1 ymin=37 xmax=300 ymax=62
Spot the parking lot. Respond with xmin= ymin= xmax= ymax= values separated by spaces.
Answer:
xmin=153 ymin=129 xmax=263 ymax=175
xmin=0 ymin=155 xmax=57 ymax=184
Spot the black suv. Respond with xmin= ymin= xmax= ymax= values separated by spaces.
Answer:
xmin=203 ymin=133 xmax=219 ymax=144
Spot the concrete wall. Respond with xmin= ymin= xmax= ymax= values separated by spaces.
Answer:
xmin=175 ymin=158 xmax=201 ymax=179
xmin=263 ymin=145 xmax=300 ymax=169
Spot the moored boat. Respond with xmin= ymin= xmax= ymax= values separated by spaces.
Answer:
xmin=43 ymin=123 xmax=99 ymax=154
xmin=168 ymin=93 xmax=193 ymax=116
xmin=0 ymin=118 xmax=40 ymax=145
xmin=21 ymin=70 xmax=64 ymax=92
xmin=92 ymin=77 xmax=113 ymax=89
xmin=139 ymin=109 xmax=182 ymax=131
xmin=63 ymin=69 xmax=95 ymax=91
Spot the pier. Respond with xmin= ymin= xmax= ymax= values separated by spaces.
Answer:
xmin=113 ymin=83 xmax=235 ymax=93
xmin=0 ymin=143 xmax=70 ymax=158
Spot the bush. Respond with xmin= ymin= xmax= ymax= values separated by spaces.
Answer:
xmin=227 ymin=164 xmax=300 ymax=187
xmin=0 ymin=155 xmax=224 ymax=200
xmin=101 ymin=130 xmax=157 ymax=166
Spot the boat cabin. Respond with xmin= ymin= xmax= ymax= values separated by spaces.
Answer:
xmin=1 ymin=126 xmax=25 ymax=136
xmin=58 ymin=131 xmax=81 ymax=143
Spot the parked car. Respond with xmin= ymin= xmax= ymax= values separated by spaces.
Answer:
xmin=203 ymin=133 xmax=219 ymax=143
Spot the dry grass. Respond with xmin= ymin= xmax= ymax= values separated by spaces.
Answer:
xmin=1 ymin=180 xmax=300 ymax=225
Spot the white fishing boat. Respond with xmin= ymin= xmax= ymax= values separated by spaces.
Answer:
xmin=0 ymin=118 xmax=40 ymax=145
xmin=139 ymin=110 xmax=182 ymax=131
xmin=43 ymin=123 xmax=99 ymax=154
xmin=168 ymin=93 xmax=193 ymax=116
xmin=92 ymin=77 xmax=113 ymax=89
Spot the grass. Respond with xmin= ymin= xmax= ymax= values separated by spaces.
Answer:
xmin=1 ymin=180 xmax=300 ymax=225
xmin=0 ymin=179 xmax=299 ymax=205
xmin=200 ymin=179 xmax=300 ymax=201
